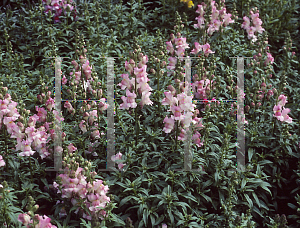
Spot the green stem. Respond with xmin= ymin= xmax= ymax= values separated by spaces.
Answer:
xmin=29 ymin=157 xmax=33 ymax=183
xmin=134 ymin=66 xmax=138 ymax=147
xmin=174 ymin=120 xmax=179 ymax=152
xmin=3 ymin=126 xmax=8 ymax=173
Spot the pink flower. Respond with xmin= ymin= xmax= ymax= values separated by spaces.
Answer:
xmin=210 ymin=5 xmax=219 ymax=21
xmin=67 ymin=143 xmax=77 ymax=154
xmin=118 ymin=163 xmax=125 ymax=170
xmin=134 ymin=65 xmax=148 ymax=84
xmin=91 ymin=130 xmax=100 ymax=139
xmin=277 ymin=94 xmax=288 ymax=106
xmin=196 ymin=4 xmax=205 ymax=16
xmin=192 ymin=131 xmax=204 ymax=147
xmin=241 ymin=16 xmax=251 ymax=30
xmin=161 ymin=91 xmax=178 ymax=107
xmin=281 ymin=107 xmax=292 ymax=123
xmin=119 ymin=89 xmax=137 ymax=110
xmin=17 ymin=139 xmax=36 ymax=157
xmin=170 ymin=106 xmax=183 ymax=121
xmin=0 ymin=155 xmax=5 ymax=167
xmin=163 ymin=116 xmax=175 ymax=133
xmin=167 ymin=57 xmax=177 ymax=72
xmin=140 ymin=91 xmax=153 ymax=108
xmin=166 ymin=41 xmax=175 ymax=55
xmin=137 ymin=82 xmax=152 ymax=95
xmin=223 ymin=13 xmax=234 ymax=26
xmin=177 ymin=128 xmax=187 ymax=141
xmin=211 ymin=19 xmax=222 ymax=31
xmin=118 ymin=74 xmax=135 ymax=90
xmin=111 ymin=152 xmax=122 ymax=162
xmin=264 ymin=52 xmax=274 ymax=66
xmin=36 ymin=107 xmax=47 ymax=123
xmin=36 ymin=214 xmax=57 ymax=228
xmin=79 ymin=120 xmax=87 ymax=133
xmin=98 ymin=98 xmax=109 ymax=112
xmin=175 ymin=46 xmax=186 ymax=57
xmin=64 ymin=101 xmax=74 ymax=113
xmin=174 ymin=37 xmax=190 ymax=49
xmin=201 ymin=43 xmax=215 ymax=57
xmin=181 ymin=111 xmax=194 ymax=128
xmin=190 ymin=42 xmax=202 ymax=55
xmin=44 ymin=97 xmax=54 ymax=112
xmin=18 ymin=213 xmax=31 ymax=226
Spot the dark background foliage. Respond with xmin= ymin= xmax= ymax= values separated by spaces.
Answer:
xmin=0 ymin=0 xmax=299 ymax=227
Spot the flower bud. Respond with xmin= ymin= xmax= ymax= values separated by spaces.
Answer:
xmin=251 ymin=102 xmax=255 ymax=107
xmin=150 ymin=68 xmax=156 ymax=74
xmin=261 ymin=82 xmax=266 ymax=91
xmin=245 ymin=105 xmax=250 ymax=113
xmin=193 ymin=74 xmax=199 ymax=81
xmin=161 ymin=61 xmax=166 ymax=67
xmin=175 ymin=79 xmax=181 ymax=84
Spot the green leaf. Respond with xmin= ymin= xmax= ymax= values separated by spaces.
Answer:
xmin=167 ymin=208 xmax=174 ymax=224
xmin=252 ymin=192 xmax=260 ymax=208
xmin=269 ymin=19 xmax=280 ymax=24
xmin=244 ymin=194 xmax=253 ymax=208
xmin=259 ymin=182 xmax=272 ymax=196
xmin=241 ymin=178 xmax=247 ymax=189
xmin=248 ymin=147 xmax=254 ymax=162
xmin=110 ymin=213 xmax=126 ymax=225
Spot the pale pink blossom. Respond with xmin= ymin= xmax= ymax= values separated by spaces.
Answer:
xmin=119 ymin=89 xmax=137 ymax=110
xmin=118 ymin=74 xmax=135 ymax=90
xmin=223 ymin=13 xmax=234 ymax=26
xmin=264 ymin=52 xmax=274 ymax=66
xmin=166 ymin=41 xmax=175 ymax=55
xmin=140 ymin=91 xmax=153 ymax=108
xmin=190 ymin=42 xmax=202 ymax=55
xmin=17 ymin=213 xmax=31 ymax=226
xmin=0 ymin=155 xmax=5 ymax=167
xmin=163 ymin=116 xmax=175 ymax=133
xmin=161 ymin=91 xmax=178 ymax=107
xmin=202 ymin=43 xmax=215 ymax=57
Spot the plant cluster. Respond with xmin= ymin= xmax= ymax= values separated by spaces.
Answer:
xmin=0 ymin=0 xmax=299 ymax=227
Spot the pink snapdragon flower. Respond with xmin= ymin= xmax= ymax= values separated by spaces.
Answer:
xmin=119 ymin=89 xmax=137 ymax=110
xmin=201 ymin=43 xmax=215 ymax=57
xmin=163 ymin=116 xmax=175 ymax=133
xmin=111 ymin=152 xmax=126 ymax=171
xmin=273 ymin=95 xmax=292 ymax=123
xmin=241 ymin=10 xmax=265 ymax=42
xmin=118 ymin=74 xmax=135 ymax=90
xmin=0 ymin=155 xmax=5 ymax=167
xmin=17 ymin=214 xmax=31 ymax=226
xmin=264 ymin=52 xmax=274 ymax=66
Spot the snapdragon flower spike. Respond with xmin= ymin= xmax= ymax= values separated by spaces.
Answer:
xmin=264 ymin=53 xmax=274 ymax=66
xmin=18 ymin=213 xmax=57 ymax=228
xmin=53 ymin=165 xmax=110 ymax=221
xmin=0 ymin=94 xmax=66 ymax=160
xmin=119 ymin=55 xmax=153 ymax=109
xmin=111 ymin=152 xmax=126 ymax=171
xmin=273 ymin=94 xmax=292 ymax=123
xmin=194 ymin=1 xmax=234 ymax=35
xmin=42 ymin=0 xmax=78 ymax=23
xmin=241 ymin=10 xmax=265 ymax=42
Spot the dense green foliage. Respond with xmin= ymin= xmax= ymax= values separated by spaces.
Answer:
xmin=0 ymin=0 xmax=299 ymax=227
